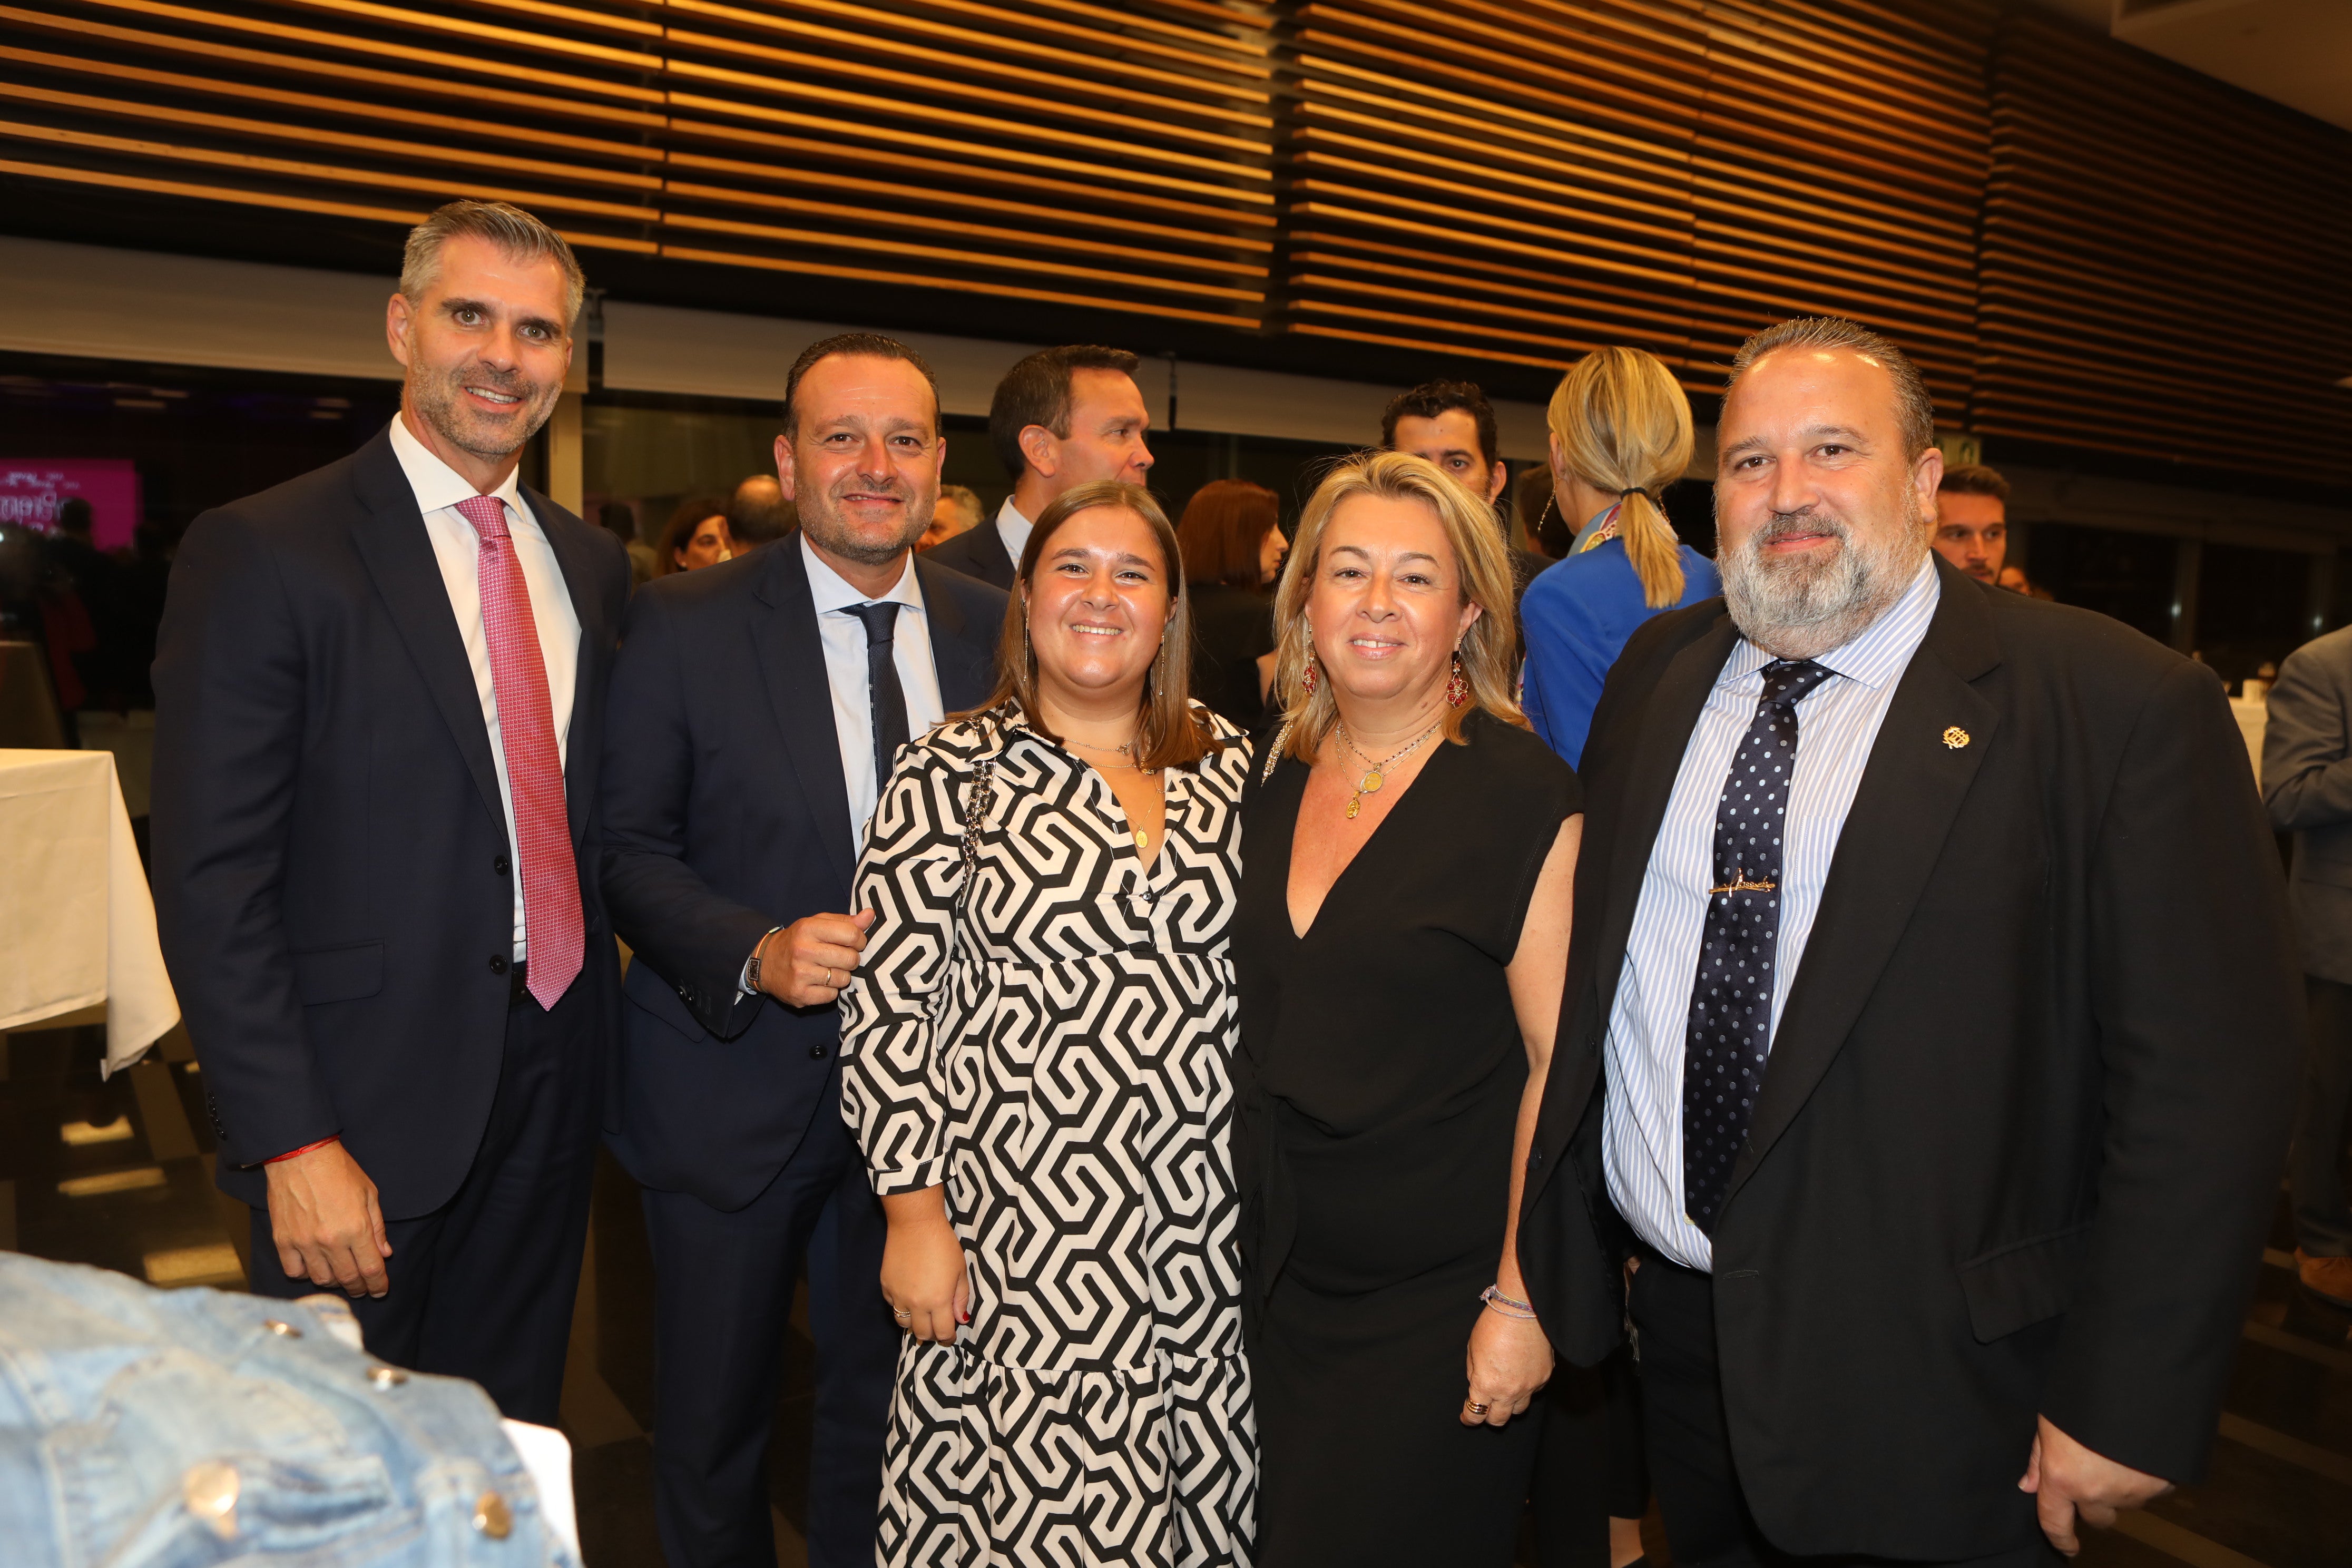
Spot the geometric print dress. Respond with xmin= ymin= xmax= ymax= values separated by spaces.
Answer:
xmin=840 ymin=703 xmax=1257 ymax=1567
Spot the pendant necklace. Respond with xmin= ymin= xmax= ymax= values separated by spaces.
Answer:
xmin=1335 ymin=717 xmax=1443 ymax=820
xmin=1069 ymin=734 xmax=1157 ymax=851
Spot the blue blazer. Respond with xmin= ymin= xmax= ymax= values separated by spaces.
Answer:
xmin=598 ymin=537 xmax=1006 ymax=1210
xmin=1521 ymin=538 xmax=1720 ymax=768
xmin=151 ymin=425 xmax=630 ymax=1217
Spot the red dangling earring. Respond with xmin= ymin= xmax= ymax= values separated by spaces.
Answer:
xmin=1301 ymin=650 xmax=1319 ymax=697
xmin=1445 ymin=649 xmax=1468 ymax=708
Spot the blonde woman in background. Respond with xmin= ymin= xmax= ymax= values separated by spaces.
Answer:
xmin=1232 ymin=450 xmax=1582 ymax=1565
xmin=1520 ymin=347 xmax=1722 ymax=766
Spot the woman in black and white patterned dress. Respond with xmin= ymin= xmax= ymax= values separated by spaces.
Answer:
xmin=840 ymin=479 xmax=1255 ymax=1567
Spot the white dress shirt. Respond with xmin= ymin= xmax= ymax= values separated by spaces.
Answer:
xmin=389 ymin=414 xmax=580 ymax=962
xmin=1604 ymin=557 xmax=1940 ymax=1270
xmin=799 ymin=534 xmax=946 ymax=861
xmin=994 ymin=496 xmax=1034 ymax=570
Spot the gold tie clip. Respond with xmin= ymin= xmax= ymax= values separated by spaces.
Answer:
xmin=1709 ymin=871 xmax=1776 ymax=895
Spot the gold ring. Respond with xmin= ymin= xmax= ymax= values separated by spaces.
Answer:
xmin=893 ymin=1307 xmax=912 ymax=1324
xmin=1466 ymin=1400 xmax=1489 ymax=1415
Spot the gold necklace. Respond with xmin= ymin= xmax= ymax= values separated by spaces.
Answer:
xmin=1335 ymin=717 xmax=1442 ymax=820
xmin=1069 ymin=734 xmax=1158 ymax=850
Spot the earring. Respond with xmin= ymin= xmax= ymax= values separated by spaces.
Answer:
xmin=1445 ymin=650 xmax=1468 ymax=708
xmin=1301 ymin=651 xmax=1319 ymax=697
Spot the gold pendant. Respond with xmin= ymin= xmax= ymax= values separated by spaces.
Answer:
xmin=1358 ymin=769 xmax=1383 ymax=793
xmin=1344 ymin=793 xmax=1362 ymax=820
xmin=1133 ymin=828 xmax=1150 ymax=850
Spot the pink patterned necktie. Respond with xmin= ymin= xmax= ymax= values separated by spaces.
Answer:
xmin=455 ymin=494 xmax=581 ymax=1010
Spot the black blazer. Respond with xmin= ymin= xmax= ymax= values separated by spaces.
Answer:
xmin=920 ymin=514 xmax=1017 ymax=589
xmin=1518 ymin=560 xmax=2301 ymax=1559
xmin=151 ymin=425 xmax=630 ymax=1217
xmin=599 ymin=537 xmax=1006 ymax=1210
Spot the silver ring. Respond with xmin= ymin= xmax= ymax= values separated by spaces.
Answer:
xmin=893 ymin=1307 xmax=912 ymax=1324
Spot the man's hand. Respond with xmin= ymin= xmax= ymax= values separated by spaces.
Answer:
xmin=757 ymin=909 xmax=876 ymax=1006
xmin=879 ymin=1187 xmax=969 ymax=1345
xmin=263 ymin=1139 xmax=391 ymax=1298
xmin=2020 ymin=1415 xmax=2173 ymax=1555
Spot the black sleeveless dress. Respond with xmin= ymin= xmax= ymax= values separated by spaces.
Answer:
xmin=1233 ymin=709 xmax=1583 ymax=1566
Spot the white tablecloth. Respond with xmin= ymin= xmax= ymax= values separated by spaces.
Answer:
xmin=0 ymin=748 xmax=180 ymax=1074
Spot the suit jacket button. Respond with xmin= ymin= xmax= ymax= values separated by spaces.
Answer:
xmin=488 ymin=955 xmax=508 ymax=975
xmin=493 ymin=854 xmax=510 ymax=876
xmin=809 ymin=1044 xmax=830 ymax=1059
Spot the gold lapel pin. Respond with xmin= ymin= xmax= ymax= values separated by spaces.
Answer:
xmin=1942 ymin=726 xmax=1970 ymax=750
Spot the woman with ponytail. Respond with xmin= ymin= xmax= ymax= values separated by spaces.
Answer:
xmin=1520 ymin=346 xmax=1721 ymax=767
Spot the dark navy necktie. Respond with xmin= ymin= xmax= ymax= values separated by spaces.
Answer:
xmin=1682 ymin=657 xmax=1834 ymax=1235
xmin=846 ymin=602 xmax=910 ymax=788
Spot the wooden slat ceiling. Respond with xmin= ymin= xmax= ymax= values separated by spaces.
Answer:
xmin=1 ymin=0 xmax=1277 ymax=326
xmin=0 ymin=0 xmax=2345 ymax=486
xmin=1978 ymin=13 xmax=2352 ymax=487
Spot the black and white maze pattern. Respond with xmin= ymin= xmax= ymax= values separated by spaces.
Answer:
xmin=841 ymin=708 xmax=1257 ymax=1567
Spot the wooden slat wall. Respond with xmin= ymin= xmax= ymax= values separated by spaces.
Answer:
xmin=1683 ymin=1 xmax=1991 ymax=422
xmin=1978 ymin=13 xmax=2352 ymax=487
xmin=1 ymin=1 xmax=2346 ymax=486
xmin=1276 ymin=0 xmax=1707 ymax=377
xmin=1276 ymin=0 xmax=1991 ymax=423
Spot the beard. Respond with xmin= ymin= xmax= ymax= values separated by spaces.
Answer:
xmin=408 ymin=358 xmax=558 ymax=459
xmin=798 ymin=473 xmax=932 ymax=566
xmin=1719 ymin=495 xmax=1927 ymax=660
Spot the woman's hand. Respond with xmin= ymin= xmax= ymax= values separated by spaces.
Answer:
xmin=880 ymin=1188 xmax=969 ymax=1344
xmin=1462 ymin=1305 xmax=1554 ymax=1426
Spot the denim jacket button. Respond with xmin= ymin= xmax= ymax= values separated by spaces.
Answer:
xmin=262 ymin=1318 xmax=301 ymax=1338
xmin=182 ymin=1461 xmax=240 ymax=1539
xmin=472 ymin=1491 xmax=513 ymax=1538
xmin=366 ymin=1364 xmax=408 ymax=1389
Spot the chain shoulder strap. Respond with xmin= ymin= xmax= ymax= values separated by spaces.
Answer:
xmin=955 ymin=713 xmax=1006 ymax=914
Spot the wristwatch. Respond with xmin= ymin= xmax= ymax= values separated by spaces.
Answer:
xmin=742 ymin=926 xmax=786 ymax=995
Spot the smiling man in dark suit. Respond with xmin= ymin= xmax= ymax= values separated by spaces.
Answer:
xmin=151 ymin=200 xmax=629 ymax=1424
xmin=600 ymin=332 xmax=1005 ymax=1568
xmin=922 ymin=342 xmax=1153 ymax=589
xmin=1520 ymin=317 xmax=2300 ymax=1565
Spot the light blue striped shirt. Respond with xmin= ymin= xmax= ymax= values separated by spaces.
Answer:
xmin=1604 ymin=558 xmax=1941 ymax=1270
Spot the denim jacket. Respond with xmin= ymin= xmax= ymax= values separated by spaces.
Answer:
xmin=0 ymin=1252 xmax=578 ymax=1568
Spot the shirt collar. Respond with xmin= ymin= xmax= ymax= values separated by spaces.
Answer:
xmin=387 ymin=412 xmax=526 ymax=521
xmin=996 ymin=496 xmax=1033 ymax=561
xmin=1722 ymin=553 xmax=1940 ymax=692
xmin=799 ymin=532 xmax=922 ymax=615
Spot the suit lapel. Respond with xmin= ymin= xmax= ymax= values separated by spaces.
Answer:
xmin=345 ymin=428 xmax=506 ymax=834
xmin=913 ymin=556 xmax=998 ymax=709
xmin=1531 ymin=611 xmax=1736 ymax=1202
xmin=1727 ymin=570 xmax=2002 ymax=1204
xmin=525 ymin=485 xmax=601 ymax=848
xmin=753 ymin=538 xmax=857 ymax=889
xmin=1591 ymin=611 xmax=1741 ymax=1022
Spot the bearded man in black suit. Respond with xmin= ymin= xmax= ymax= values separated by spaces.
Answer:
xmin=1520 ymin=317 xmax=2300 ymax=1565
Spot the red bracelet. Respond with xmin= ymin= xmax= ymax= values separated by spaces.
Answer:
xmin=266 ymin=1136 xmax=340 ymax=1164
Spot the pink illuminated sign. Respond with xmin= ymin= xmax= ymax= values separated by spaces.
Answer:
xmin=0 ymin=460 xmax=143 ymax=550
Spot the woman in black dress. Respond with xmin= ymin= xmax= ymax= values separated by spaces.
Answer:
xmin=1234 ymin=450 xmax=1584 ymax=1565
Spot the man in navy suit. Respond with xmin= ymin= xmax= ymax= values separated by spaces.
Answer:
xmin=921 ymin=342 xmax=1154 ymax=589
xmin=600 ymin=332 xmax=1007 ymax=1568
xmin=151 ymin=200 xmax=629 ymax=1425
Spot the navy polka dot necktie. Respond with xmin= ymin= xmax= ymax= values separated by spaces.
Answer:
xmin=1682 ymin=657 xmax=1833 ymax=1235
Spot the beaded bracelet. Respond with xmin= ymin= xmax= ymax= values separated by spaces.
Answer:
xmin=1480 ymin=1285 xmax=1538 ymax=1320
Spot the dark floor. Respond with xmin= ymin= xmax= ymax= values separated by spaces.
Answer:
xmin=5 ymin=1013 xmax=2347 ymax=1568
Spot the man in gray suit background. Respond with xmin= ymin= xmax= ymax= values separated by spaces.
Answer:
xmin=2264 ymin=626 xmax=2352 ymax=1307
